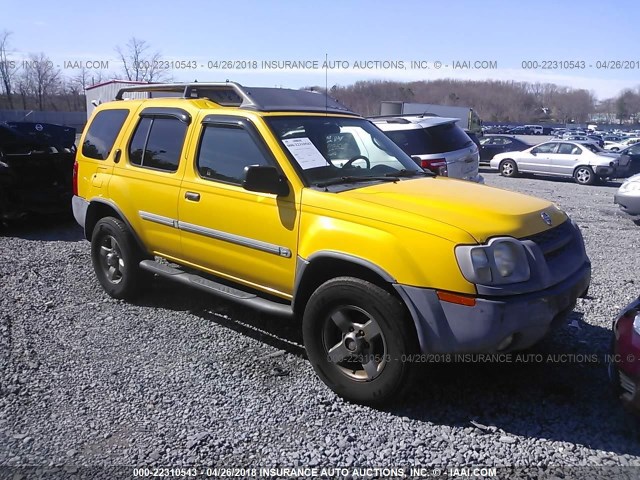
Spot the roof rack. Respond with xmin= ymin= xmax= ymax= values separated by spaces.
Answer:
xmin=369 ymin=113 xmax=440 ymax=120
xmin=115 ymin=81 xmax=358 ymax=116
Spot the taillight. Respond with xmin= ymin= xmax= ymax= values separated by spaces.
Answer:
xmin=420 ymin=158 xmax=448 ymax=176
xmin=72 ymin=159 xmax=78 ymax=196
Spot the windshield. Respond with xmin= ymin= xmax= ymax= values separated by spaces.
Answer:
xmin=266 ymin=116 xmax=423 ymax=186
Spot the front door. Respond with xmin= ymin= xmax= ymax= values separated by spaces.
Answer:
xmin=522 ymin=142 xmax=558 ymax=173
xmin=177 ymin=116 xmax=299 ymax=299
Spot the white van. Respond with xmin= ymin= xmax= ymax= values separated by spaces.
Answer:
xmin=525 ymin=125 xmax=544 ymax=135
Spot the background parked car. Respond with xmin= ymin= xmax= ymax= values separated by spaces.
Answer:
xmin=614 ymin=143 xmax=640 ymax=179
xmin=587 ymin=135 xmax=605 ymax=148
xmin=609 ymin=295 xmax=640 ymax=413
xmin=614 ymin=174 xmax=640 ymax=218
xmin=490 ymin=140 xmax=618 ymax=185
xmin=506 ymin=126 xmax=530 ymax=135
xmin=0 ymin=122 xmax=76 ymax=220
xmin=478 ymin=135 xmax=532 ymax=163
xmin=605 ymin=137 xmax=640 ymax=152
xmin=524 ymin=124 xmax=543 ymax=135
xmin=371 ymin=115 xmax=483 ymax=182
xmin=464 ymin=129 xmax=482 ymax=150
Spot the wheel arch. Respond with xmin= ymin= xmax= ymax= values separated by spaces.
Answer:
xmin=499 ymin=157 xmax=516 ymax=166
xmin=292 ymin=252 xmax=398 ymax=318
xmin=572 ymin=164 xmax=592 ymax=174
xmin=85 ymin=200 xmax=147 ymax=254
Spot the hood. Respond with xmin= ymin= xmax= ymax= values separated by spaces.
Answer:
xmin=304 ymin=177 xmax=566 ymax=243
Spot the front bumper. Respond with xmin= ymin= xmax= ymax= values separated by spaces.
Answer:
xmin=614 ymin=190 xmax=640 ymax=216
xmin=616 ymin=370 xmax=640 ymax=412
xmin=611 ymin=296 xmax=640 ymax=412
xmin=395 ymin=261 xmax=591 ymax=354
xmin=595 ymin=165 xmax=616 ymax=177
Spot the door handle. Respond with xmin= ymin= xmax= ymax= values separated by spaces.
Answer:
xmin=185 ymin=191 xmax=201 ymax=201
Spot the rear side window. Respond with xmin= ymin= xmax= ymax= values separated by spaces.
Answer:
xmin=385 ymin=123 xmax=472 ymax=155
xmin=128 ymin=117 xmax=187 ymax=172
xmin=196 ymin=125 xmax=272 ymax=184
xmin=82 ymin=109 xmax=129 ymax=160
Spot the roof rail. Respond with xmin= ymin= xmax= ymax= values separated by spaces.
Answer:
xmin=115 ymin=81 xmax=255 ymax=106
xmin=369 ymin=113 xmax=439 ymax=120
xmin=115 ymin=81 xmax=357 ymax=115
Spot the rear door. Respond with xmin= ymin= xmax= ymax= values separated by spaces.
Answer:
xmin=549 ymin=142 xmax=582 ymax=176
xmin=480 ymin=137 xmax=510 ymax=161
xmin=108 ymin=107 xmax=191 ymax=259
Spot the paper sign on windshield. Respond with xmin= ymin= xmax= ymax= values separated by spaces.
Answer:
xmin=282 ymin=138 xmax=330 ymax=170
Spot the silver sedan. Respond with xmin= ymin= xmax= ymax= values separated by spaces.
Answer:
xmin=490 ymin=140 xmax=619 ymax=185
xmin=614 ymin=174 xmax=640 ymax=218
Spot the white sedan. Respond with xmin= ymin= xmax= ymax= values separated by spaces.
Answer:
xmin=614 ymin=174 xmax=640 ymax=218
xmin=605 ymin=137 xmax=640 ymax=152
xmin=490 ymin=140 xmax=619 ymax=185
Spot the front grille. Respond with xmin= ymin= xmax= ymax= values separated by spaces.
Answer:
xmin=521 ymin=220 xmax=575 ymax=259
xmin=620 ymin=371 xmax=637 ymax=396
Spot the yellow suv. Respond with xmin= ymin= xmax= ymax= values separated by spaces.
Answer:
xmin=73 ymin=82 xmax=591 ymax=405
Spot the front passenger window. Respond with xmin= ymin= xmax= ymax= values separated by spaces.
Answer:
xmin=532 ymin=143 xmax=557 ymax=154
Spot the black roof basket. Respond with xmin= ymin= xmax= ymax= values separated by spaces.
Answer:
xmin=115 ymin=81 xmax=358 ymax=116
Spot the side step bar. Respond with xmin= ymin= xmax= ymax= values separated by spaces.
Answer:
xmin=139 ymin=260 xmax=294 ymax=317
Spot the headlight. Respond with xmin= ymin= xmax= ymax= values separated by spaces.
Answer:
xmin=493 ymin=242 xmax=517 ymax=277
xmin=619 ymin=181 xmax=640 ymax=193
xmin=470 ymin=248 xmax=492 ymax=283
xmin=456 ymin=238 xmax=531 ymax=285
xmin=633 ymin=313 xmax=640 ymax=336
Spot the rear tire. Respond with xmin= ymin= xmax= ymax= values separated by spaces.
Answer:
xmin=500 ymin=159 xmax=518 ymax=177
xmin=91 ymin=217 xmax=147 ymax=299
xmin=302 ymin=277 xmax=418 ymax=406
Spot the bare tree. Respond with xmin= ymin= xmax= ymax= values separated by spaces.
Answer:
xmin=0 ymin=30 xmax=19 ymax=108
xmin=115 ymin=37 xmax=169 ymax=82
xmin=22 ymin=53 xmax=61 ymax=110
xmin=72 ymin=66 xmax=108 ymax=93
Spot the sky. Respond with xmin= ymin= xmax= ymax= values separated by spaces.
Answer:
xmin=2 ymin=0 xmax=639 ymax=101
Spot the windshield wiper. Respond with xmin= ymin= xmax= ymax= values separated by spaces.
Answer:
xmin=315 ymin=176 xmax=400 ymax=188
xmin=386 ymin=169 xmax=432 ymax=178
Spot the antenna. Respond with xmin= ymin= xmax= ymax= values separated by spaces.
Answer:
xmin=325 ymin=53 xmax=328 ymax=116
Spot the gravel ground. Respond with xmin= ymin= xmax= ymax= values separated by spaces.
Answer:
xmin=1 ymin=171 xmax=640 ymax=479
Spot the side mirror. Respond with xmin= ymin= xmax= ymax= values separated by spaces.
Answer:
xmin=243 ymin=165 xmax=289 ymax=196
xmin=530 ymin=150 xmax=537 ymax=156
xmin=411 ymin=155 xmax=422 ymax=166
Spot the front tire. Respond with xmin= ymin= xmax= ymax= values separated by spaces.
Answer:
xmin=500 ymin=159 xmax=518 ymax=177
xmin=573 ymin=166 xmax=596 ymax=185
xmin=302 ymin=277 xmax=418 ymax=405
xmin=91 ymin=217 xmax=146 ymax=299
